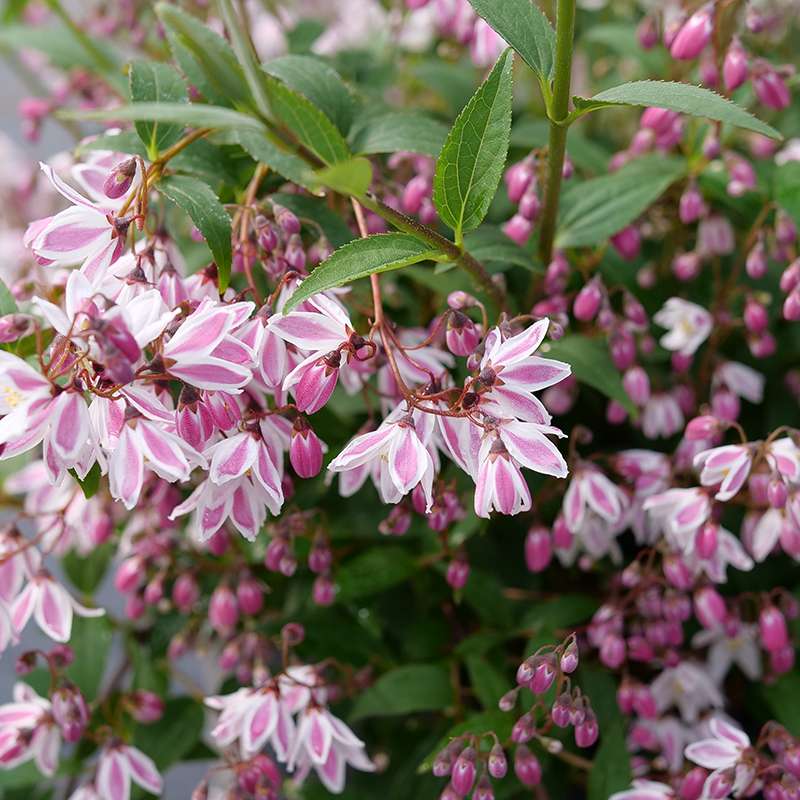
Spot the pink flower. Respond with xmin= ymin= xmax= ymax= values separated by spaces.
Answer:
xmin=644 ymin=488 xmax=711 ymax=549
xmin=329 ymin=404 xmax=436 ymax=511
xmin=654 ymin=298 xmax=713 ymax=356
xmin=685 ymin=717 xmax=754 ymax=797
xmin=162 ymin=299 xmax=255 ymax=392
xmin=650 ymin=662 xmax=723 ymax=723
xmin=694 ymin=445 xmax=752 ymax=501
xmin=0 ymin=683 xmax=61 ymax=776
xmin=287 ymin=706 xmax=375 ymax=794
xmin=641 ymin=393 xmax=684 ymax=440
xmin=11 ymin=571 xmax=104 ymax=642
xmin=97 ymin=743 xmax=163 ymax=799
xmin=610 ymin=779 xmax=674 ymax=800
xmin=27 ymin=163 xmax=131 ymax=284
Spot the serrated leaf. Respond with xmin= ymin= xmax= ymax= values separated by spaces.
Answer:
xmin=129 ymin=61 xmax=187 ymax=158
xmin=313 ymin=157 xmax=373 ymax=197
xmin=0 ymin=278 xmax=19 ymax=316
xmin=350 ymin=664 xmax=453 ymax=720
xmin=158 ymin=175 xmax=232 ymax=290
xmin=556 ymin=155 xmax=686 ymax=248
xmin=466 ymin=0 xmax=555 ymax=81
xmin=264 ymin=54 xmax=355 ymax=135
xmin=78 ymin=130 xmax=148 ymax=158
xmin=543 ymin=335 xmax=637 ymax=417
xmin=433 ymin=49 xmax=514 ymax=240
xmin=156 ymin=2 xmax=250 ymax=109
xmin=463 ymin=226 xmax=541 ymax=272
xmin=66 ymin=616 xmax=112 ymax=697
xmin=284 ymin=233 xmax=439 ymax=312
xmin=572 ymin=80 xmax=781 ymax=139
xmin=65 ymin=101 xmax=265 ymax=133
xmin=349 ymin=111 xmax=449 ymax=157
xmin=235 ymin=129 xmax=316 ymax=190
xmin=465 ymin=656 xmax=508 ymax=710
xmin=271 ymin=192 xmax=355 ymax=248
xmin=263 ymin=73 xmax=350 ymax=165
xmin=336 ymin=545 xmax=417 ymax=601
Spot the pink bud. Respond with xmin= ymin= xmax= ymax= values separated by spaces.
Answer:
xmin=599 ymin=635 xmax=626 ymax=669
xmin=685 ymin=415 xmax=718 ymax=441
xmin=680 ymin=767 xmax=708 ymax=800
xmin=115 ymin=557 xmax=144 ymax=593
xmin=622 ymin=366 xmax=650 ymax=406
xmin=446 ymin=557 xmax=470 ymax=590
xmin=723 ymin=39 xmax=748 ymax=91
xmin=488 ymin=744 xmax=507 ymax=778
xmin=552 ymin=515 xmax=574 ymax=550
xmin=574 ymin=713 xmax=599 ymax=747
xmin=502 ymin=213 xmax=532 ymax=246
xmin=606 ymin=400 xmax=627 ymax=425
xmin=672 ymin=252 xmax=702 ymax=282
xmin=128 ymin=690 xmax=165 ymax=723
xmin=530 ymin=656 xmax=557 ymax=694
xmin=518 ymin=185 xmax=541 ymax=221
xmin=768 ymin=479 xmax=788 ymax=509
xmin=172 ymin=574 xmax=199 ymax=613
xmin=783 ymin=747 xmax=800 ymax=779
xmin=236 ymin=575 xmax=264 ymax=616
xmin=705 ymin=769 xmax=733 ymax=799
xmin=273 ymin=203 xmax=300 ymax=235
xmin=679 ymin=183 xmax=706 ymax=224
xmin=552 ymin=693 xmax=573 ymax=726
xmin=52 ymin=684 xmax=89 ymax=743
xmin=711 ymin=388 xmax=740 ymax=422
xmin=759 ymin=605 xmax=789 ymax=652
xmin=780 ymin=260 xmax=800 ymax=294
xmin=663 ymin=554 xmax=694 ymax=590
xmin=103 ymin=158 xmax=137 ymax=199
xmin=560 ymin=640 xmax=579 ymax=673
xmin=573 ymin=280 xmax=603 ymax=321
xmin=505 ymin=157 xmax=535 ymax=203
xmin=637 ymin=15 xmax=658 ymax=49
xmin=312 ymin=574 xmax=336 ymax=606
xmin=610 ymin=226 xmax=641 ymax=261
xmin=206 ymin=529 xmax=230 ymax=556
xmin=770 ymin=644 xmax=795 ymax=675
xmin=402 ymin=175 xmax=432 ymax=215
xmin=610 ymin=330 xmax=636 ymax=370
xmin=446 ymin=311 xmax=481 ymax=357
xmin=753 ymin=66 xmax=791 ymax=110
xmin=695 ymin=522 xmax=719 ymax=559
xmin=524 ymin=527 xmax=552 ymax=573
xmin=450 ymin=748 xmax=476 ymax=795
xmin=783 ymin=290 xmax=800 ymax=322
xmin=694 ymin=586 xmax=727 ymax=629
xmin=209 ymin=585 xmax=239 ymax=633
xmin=633 ymin=687 xmax=658 ymax=719
xmin=776 ymin=210 xmax=798 ymax=246
xmin=290 ymin=418 xmax=324 ymax=478
xmin=514 ymin=746 xmax=542 ymax=786
xmin=746 ymin=240 xmax=768 ymax=279
xmin=744 ymin=297 xmax=768 ymax=333
xmin=670 ymin=4 xmax=713 ymax=60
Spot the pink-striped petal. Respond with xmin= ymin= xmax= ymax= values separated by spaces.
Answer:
xmin=499 ymin=421 xmax=568 ymax=478
xmin=34 ymin=579 xmax=73 ymax=642
xmin=122 ymin=745 xmax=162 ymax=794
xmin=109 ymin=425 xmax=144 ymax=509
xmin=97 ymin=749 xmax=132 ymax=800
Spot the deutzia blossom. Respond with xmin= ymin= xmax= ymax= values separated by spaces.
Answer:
xmin=649 ymin=662 xmax=723 ymax=723
xmin=653 ymin=298 xmax=713 ymax=356
xmin=685 ymin=717 xmax=755 ymax=798
xmin=694 ymin=444 xmax=753 ymax=501
xmin=692 ymin=621 xmax=761 ymax=683
xmin=96 ymin=743 xmax=163 ymax=799
xmin=610 ymin=779 xmax=674 ymax=800
xmin=0 ymin=683 xmax=61 ymax=776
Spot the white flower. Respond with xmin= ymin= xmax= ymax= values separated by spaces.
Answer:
xmin=654 ymin=298 xmax=713 ymax=356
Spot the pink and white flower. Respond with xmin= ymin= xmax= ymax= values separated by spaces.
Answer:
xmin=654 ymin=298 xmax=713 ymax=356
xmin=649 ymin=662 xmax=723 ymax=723
xmin=685 ymin=717 xmax=755 ymax=798
xmin=96 ymin=743 xmax=163 ymax=799
xmin=694 ymin=444 xmax=753 ymax=501
xmin=0 ymin=683 xmax=61 ymax=776
xmin=610 ymin=779 xmax=674 ymax=800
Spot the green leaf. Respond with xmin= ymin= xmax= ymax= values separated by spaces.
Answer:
xmin=336 ymin=545 xmax=417 ymax=601
xmin=350 ymin=664 xmax=453 ymax=720
xmin=283 ymin=233 xmax=440 ymax=312
xmin=265 ymin=54 xmax=355 ymax=135
xmin=235 ymin=129 xmax=317 ymax=190
xmin=0 ymin=278 xmax=19 ymax=316
xmin=78 ymin=130 xmax=148 ymax=158
xmin=463 ymin=226 xmax=541 ymax=272
xmin=433 ymin=49 xmax=514 ymax=240
xmin=556 ymin=155 xmax=686 ymax=248
xmin=65 ymin=101 xmax=265 ymax=133
xmin=156 ymin=2 xmax=250 ymax=109
xmin=776 ymin=161 xmax=800 ymax=229
xmin=133 ymin=697 xmax=204 ymax=769
xmin=264 ymin=73 xmax=351 ymax=165
xmin=572 ymin=80 xmax=782 ymax=139
xmin=544 ymin=335 xmax=637 ymax=417
xmin=271 ymin=192 xmax=355 ymax=248
xmin=466 ymin=0 xmax=555 ymax=82
xmin=158 ymin=175 xmax=232 ymax=290
xmin=758 ymin=672 xmax=800 ymax=734
xmin=349 ymin=111 xmax=449 ymax=158
xmin=66 ymin=616 xmax=112 ymax=697
xmin=63 ymin=541 xmax=113 ymax=595
xmin=465 ymin=656 xmax=508 ymax=710
xmin=313 ymin=157 xmax=373 ymax=197
xmin=69 ymin=461 xmax=102 ymax=499
xmin=286 ymin=19 xmax=325 ymax=54
xmin=588 ymin=718 xmax=632 ymax=800
xmin=129 ymin=61 xmax=187 ymax=158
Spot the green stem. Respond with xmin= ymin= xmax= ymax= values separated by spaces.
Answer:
xmin=537 ymin=0 xmax=576 ymax=266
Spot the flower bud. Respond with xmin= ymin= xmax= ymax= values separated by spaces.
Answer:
xmin=746 ymin=240 xmax=768 ymax=279
xmin=694 ymin=586 xmax=727 ymax=629
xmin=450 ymin=747 xmax=476 ymax=796
xmin=505 ymin=157 xmax=535 ymax=203
xmin=237 ymin=574 xmax=264 ymax=616
xmin=103 ymin=158 xmax=137 ymax=199
xmin=768 ymin=479 xmax=788 ymax=509
xmin=599 ymin=635 xmax=626 ymax=669
xmin=172 ymin=573 xmax=199 ymax=613
xmin=0 ymin=314 xmax=34 ymax=343
xmin=759 ymin=605 xmax=789 ymax=652
xmin=679 ymin=183 xmax=706 ymax=224
xmin=446 ymin=557 xmax=470 ymax=590
xmin=680 ymin=767 xmax=708 ymax=800
xmin=695 ymin=522 xmax=719 ymax=560
xmin=128 ymin=690 xmax=165 ymax=723
xmin=52 ymin=683 xmax=89 ymax=742
xmin=530 ymin=656 xmax=557 ymax=694
xmin=611 ymin=226 xmax=641 ymax=261
xmin=783 ymin=290 xmax=800 ymax=322
xmin=312 ymin=574 xmax=336 ymax=606
xmin=115 ymin=556 xmax=144 ymax=593
xmin=753 ymin=65 xmax=791 ymax=110
xmin=290 ymin=417 xmax=324 ymax=478
xmin=209 ymin=584 xmax=239 ymax=633
xmin=273 ymin=203 xmax=300 ymax=235
xmin=519 ymin=186 xmax=541 ymax=221
xmin=551 ymin=693 xmax=572 ymax=727
xmin=573 ymin=280 xmax=603 ymax=321
xmin=560 ymin=640 xmax=579 ymax=673
xmin=770 ymin=644 xmax=795 ymax=675
xmin=514 ymin=746 xmax=542 ymax=786
xmin=488 ymin=743 xmax=507 ymax=778
xmin=723 ymin=38 xmax=748 ymax=92
xmin=623 ymin=366 xmax=650 ymax=406
xmin=446 ymin=311 xmax=481 ymax=357
xmin=670 ymin=3 xmax=713 ymax=60
xmin=524 ymin=526 xmax=552 ymax=573
xmin=502 ymin=213 xmax=532 ymax=246
xmin=574 ymin=712 xmax=599 ymax=747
